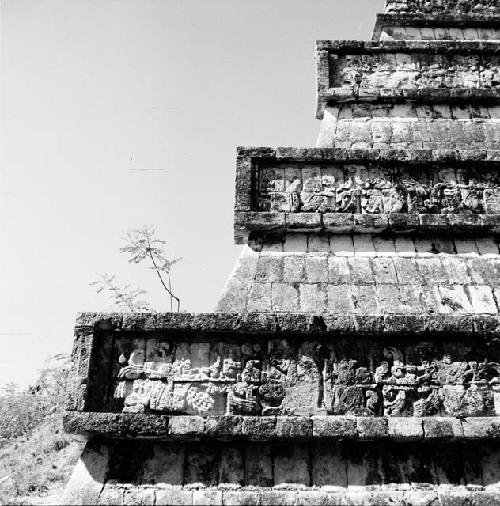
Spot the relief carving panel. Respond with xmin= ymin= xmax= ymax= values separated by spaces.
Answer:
xmin=258 ymin=164 xmax=500 ymax=215
xmin=111 ymin=337 xmax=500 ymax=418
xmin=385 ymin=0 xmax=500 ymax=15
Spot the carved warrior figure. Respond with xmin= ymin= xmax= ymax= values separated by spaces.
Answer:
xmin=112 ymin=342 xmax=500 ymax=417
xmin=260 ymin=168 xmax=500 ymax=215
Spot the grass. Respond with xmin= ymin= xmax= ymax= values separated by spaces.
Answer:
xmin=0 ymin=412 xmax=84 ymax=505
xmin=0 ymin=358 xmax=84 ymax=505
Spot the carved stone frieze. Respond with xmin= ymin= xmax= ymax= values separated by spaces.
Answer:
xmin=259 ymin=164 xmax=500 ymax=215
xmin=385 ymin=0 xmax=500 ymax=15
xmin=110 ymin=338 xmax=500 ymax=418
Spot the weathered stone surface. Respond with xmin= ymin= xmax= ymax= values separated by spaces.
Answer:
xmin=273 ymin=444 xmax=309 ymax=487
xmin=65 ymin=0 xmax=500 ymax=502
xmin=155 ymin=488 xmax=193 ymax=505
xmin=388 ymin=417 xmax=424 ymax=439
xmin=234 ymin=147 xmax=500 ymax=240
xmin=312 ymin=416 xmax=357 ymax=438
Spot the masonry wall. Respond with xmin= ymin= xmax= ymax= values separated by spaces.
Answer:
xmin=216 ymin=236 xmax=500 ymax=315
xmin=65 ymin=438 xmax=500 ymax=505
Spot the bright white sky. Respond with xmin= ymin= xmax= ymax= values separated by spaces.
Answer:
xmin=0 ymin=0 xmax=382 ymax=388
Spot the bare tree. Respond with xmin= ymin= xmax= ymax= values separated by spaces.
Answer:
xmin=91 ymin=274 xmax=153 ymax=312
xmin=120 ymin=226 xmax=181 ymax=312
xmin=92 ymin=226 xmax=181 ymax=313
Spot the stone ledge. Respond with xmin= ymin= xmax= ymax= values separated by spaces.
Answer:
xmin=374 ymin=12 xmax=500 ymax=28
xmin=64 ymin=413 xmax=500 ymax=441
xmin=236 ymin=146 xmax=500 ymax=163
xmin=74 ymin=312 xmax=500 ymax=336
xmin=96 ymin=485 xmax=500 ymax=506
xmin=317 ymin=89 xmax=500 ymax=115
xmin=372 ymin=13 xmax=500 ymax=41
xmin=237 ymin=146 xmax=500 ymax=162
xmin=235 ymin=212 xmax=500 ymax=243
xmin=317 ymin=39 xmax=500 ymax=53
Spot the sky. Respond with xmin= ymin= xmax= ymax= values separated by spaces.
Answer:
xmin=0 ymin=0 xmax=382 ymax=389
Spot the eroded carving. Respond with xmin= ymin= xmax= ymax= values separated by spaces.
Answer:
xmin=259 ymin=165 xmax=500 ymax=215
xmin=385 ymin=0 xmax=500 ymax=15
xmin=111 ymin=339 xmax=500 ymax=418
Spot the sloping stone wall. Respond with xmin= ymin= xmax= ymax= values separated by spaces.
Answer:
xmin=217 ymin=239 xmax=500 ymax=315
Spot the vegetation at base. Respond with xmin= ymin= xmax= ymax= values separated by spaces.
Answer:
xmin=0 ymin=355 xmax=84 ymax=505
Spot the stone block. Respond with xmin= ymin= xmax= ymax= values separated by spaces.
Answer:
xmin=218 ymin=446 xmax=244 ymax=488
xmin=276 ymin=416 xmax=312 ymax=438
xmin=241 ymin=416 xmax=276 ymax=440
xmin=312 ymin=416 xmax=357 ymax=438
xmin=394 ymin=236 xmax=416 ymax=254
xmin=468 ymin=258 xmax=499 ymax=286
xmin=372 ymin=257 xmax=398 ymax=284
xmin=283 ymin=255 xmax=305 ymax=282
xmin=284 ymin=234 xmax=308 ymax=252
xmin=169 ymin=416 xmax=205 ymax=439
xmin=309 ymin=234 xmax=331 ymax=252
xmin=216 ymin=282 xmax=249 ymax=313
xmin=468 ymin=286 xmax=498 ymax=314
xmin=476 ymin=238 xmax=499 ymax=256
xmin=247 ymin=283 xmax=272 ymax=312
xmin=399 ymin=285 xmax=425 ymax=314
xmin=328 ymin=285 xmax=355 ymax=313
xmin=245 ymin=444 xmax=273 ymax=487
xmin=286 ymin=213 xmax=322 ymax=231
xmin=205 ymin=416 xmax=243 ymax=438
xmin=356 ymin=417 xmax=388 ymax=439
xmin=328 ymin=256 xmax=351 ymax=284
xmin=141 ymin=445 xmax=184 ymax=485
xmin=345 ymin=446 xmax=383 ymax=491
xmin=373 ymin=236 xmax=396 ymax=254
xmin=98 ymin=485 xmax=124 ymax=505
xmin=273 ymin=443 xmax=310 ymax=487
xmin=438 ymin=490 xmax=500 ymax=506
xmin=348 ymin=257 xmax=374 ymax=284
xmin=376 ymin=285 xmax=404 ymax=314
xmin=352 ymin=235 xmax=375 ymax=254
xmin=272 ymin=283 xmax=299 ymax=312
xmin=441 ymin=257 xmax=471 ymax=285
xmin=296 ymin=490 xmax=345 ymax=505
xmin=123 ymin=488 xmax=155 ymax=505
xmin=184 ymin=444 xmax=219 ymax=488
xmin=330 ymin=235 xmax=354 ymax=254
xmin=255 ymin=255 xmax=283 ymax=282
xmin=352 ymin=286 xmax=378 ymax=314
xmin=462 ymin=418 xmax=500 ymax=439
xmin=192 ymin=489 xmax=223 ymax=505
xmin=419 ymin=214 xmax=449 ymax=229
xmin=437 ymin=285 xmax=472 ymax=314
xmin=455 ymin=239 xmax=480 ymax=256
xmin=305 ymin=255 xmax=329 ymax=282
xmin=422 ymin=418 xmax=457 ymax=439
xmin=417 ymin=257 xmax=448 ymax=284
xmin=259 ymin=490 xmax=298 ymax=505
xmin=387 ymin=417 xmax=423 ymax=439
xmin=346 ymin=491 xmax=405 ymax=505
xmin=354 ymin=214 xmax=389 ymax=232
xmin=390 ymin=213 xmax=419 ymax=230
xmin=222 ymin=490 xmax=260 ymax=505
xmin=312 ymin=443 xmax=348 ymax=489
xmin=299 ymin=283 xmax=327 ymax=313
xmin=323 ymin=213 xmax=354 ymax=233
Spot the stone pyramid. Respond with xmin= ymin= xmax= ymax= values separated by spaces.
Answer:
xmin=63 ymin=1 xmax=500 ymax=504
